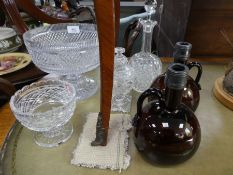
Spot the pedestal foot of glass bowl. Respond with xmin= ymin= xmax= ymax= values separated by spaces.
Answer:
xmin=62 ymin=75 xmax=98 ymax=101
xmin=111 ymin=94 xmax=132 ymax=113
xmin=34 ymin=121 xmax=73 ymax=147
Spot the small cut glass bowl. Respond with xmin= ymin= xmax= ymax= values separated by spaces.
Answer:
xmin=10 ymin=80 xmax=76 ymax=147
xmin=23 ymin=23 xmax=99 ymax=101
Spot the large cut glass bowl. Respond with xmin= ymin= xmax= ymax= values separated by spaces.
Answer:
xmin=23 ymin=23 xmax=99 ymax=101
xmin=10 ymin=80 xmax=76 ymax=147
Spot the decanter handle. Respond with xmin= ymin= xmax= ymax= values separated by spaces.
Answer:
xmin=187 ymin=62 xmax=202 ymax=90
xmin=123 ymin=19 xmax=142 ymax=57
xmin=133 ymin=88 xmax=163 ymax=127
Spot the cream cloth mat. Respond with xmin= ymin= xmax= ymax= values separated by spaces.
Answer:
xmin=71 ymin=113 xmax=132 ymax=172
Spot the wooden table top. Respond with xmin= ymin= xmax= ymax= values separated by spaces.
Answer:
xmin=0 ymin=103 xmax=16 ymax=147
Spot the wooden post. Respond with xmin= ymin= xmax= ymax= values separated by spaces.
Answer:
xmin=91 ymin=0 xmax=118 ymax=146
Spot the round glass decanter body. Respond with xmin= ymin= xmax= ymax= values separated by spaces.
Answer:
xmin=134 ymin=101 xmax=201 ymax=165
xmin=112 ymin=47 xmax=133 ymax=97
xmin=150 ymin=42 xmax=202 ymax=111
xmin=150 ymin=74 xmax=200 ymax=111
xmin=129 ymin=19 xmax=162 ymax=93
xmin=134 ymin=64 xmax=201 ymax=165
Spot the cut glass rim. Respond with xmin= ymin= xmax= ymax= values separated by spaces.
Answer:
xmin=23 ymin=23 xmax=99 ymax=51
xmin=10 ymin=79 xmax=76 ymax=117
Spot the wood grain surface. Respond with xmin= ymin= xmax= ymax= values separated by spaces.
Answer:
xmin=0 ymin=103 xmax=16 ymax=147
xmin=93 ymin=0 xmax=116 ymax=145
xmin=0 ymin=0 xmax=28 ymax=35
xmin=185 ymin=0 xmax=233 ymax=58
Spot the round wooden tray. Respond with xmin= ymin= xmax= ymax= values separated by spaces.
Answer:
xmin=1 ymin=65 xmax=233 ymax=175
xmin=213 ymin=76 xmax=233 ymax=110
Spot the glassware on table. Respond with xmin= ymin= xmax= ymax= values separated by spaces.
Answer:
xmin=129 ymin=18 xmax=162 ymax=93
xmin=23 ymin=23 xmax=99 ymax=101
xmin=10 ymin=80 xmax=76 ymax=147
xmin=133 ymin=63 xmax=201 ymax=165
xmin=111 ymin=47 xmax=134 ymax=113
xmin=150 ymin=42 xmax=202 ymax=111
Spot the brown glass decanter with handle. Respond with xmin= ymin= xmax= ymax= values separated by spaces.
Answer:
xmin=150 ymin=42 xmax=202 ymax=111
xmin=133 ymin=63 xmax=201 ymax=165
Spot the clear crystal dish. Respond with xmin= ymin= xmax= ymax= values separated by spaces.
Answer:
xmin=10 ymin=80 xmax=76 ymax=147
xmin=23 ymin=23 xmax=99 ymax=100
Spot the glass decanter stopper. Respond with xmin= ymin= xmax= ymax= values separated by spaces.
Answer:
xmin=133 ymin=63 xmax=201 ymax=165
xmin=111 ymin=47 xmax=134 ymax=112
xmin=129 ymin=19 xmax=162 ymax=93
xmin=150 ymin=42 xmax=202 ymax=111
xmin=144 ymin=0 xmax=157 ymax=20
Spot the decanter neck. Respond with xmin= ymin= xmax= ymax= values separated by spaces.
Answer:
xmin=164 ymin=63 xmax=189 ymax=111
xmin=141 ymin=31 xmax=152 ymax=53
xmin=173 ymin=42 xmax=192 ymax=64
xmin=165 ymin=88 xmax=183 ymax=111
xmin=140 ymin=19 xmax=157 ymax=53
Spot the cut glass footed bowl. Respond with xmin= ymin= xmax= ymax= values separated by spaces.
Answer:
xmin=23 ymin=23 xmax=99 ymax=101
xmin=10 ymin=80 xmax=76 ymax=147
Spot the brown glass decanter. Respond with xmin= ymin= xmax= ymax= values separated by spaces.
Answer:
xmin=133 ymin=63 xmax=201 ymax=165
xmin=150 ymin=42 xmax=202 ymax=111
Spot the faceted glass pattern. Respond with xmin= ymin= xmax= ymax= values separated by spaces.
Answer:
xmin=10 ymin=80 xmax=76 ymax=147
xmin=23 ymin=23 xmax=99 ymax=100
xmin=130 ymin=52 xmax=162 ymax=92
xmin=112 ymin=47 xmax=134 ymax=112
xmin=129 ymin=19 xmax=162 ymax=93
xmin=23 ymin=23 xmax=99 ymax=75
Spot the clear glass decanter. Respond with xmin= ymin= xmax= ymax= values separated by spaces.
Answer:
xmin=129 ymin=18 xmax=162 ymax=92
xmin=111 ymin=47 xmax=134 ymax=112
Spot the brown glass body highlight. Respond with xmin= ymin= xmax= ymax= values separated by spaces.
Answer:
xmin=150 ymin=73 xmax=200 ymax=111
xmin=134 ymin=98 xmax=201 ymax=165
xmin=134 ymin=64 xmax=201 ymax=165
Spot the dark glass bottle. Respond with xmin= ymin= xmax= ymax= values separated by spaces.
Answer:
xmin=150 ymin=42 xmax=202 ymax=111
xmin=133 ymin=63 xmax=201 ymax=165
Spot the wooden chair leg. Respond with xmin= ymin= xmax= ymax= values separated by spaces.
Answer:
xmin=0 ymin=0 xmax=28 ymax=35
xmin=91 ymin=0 xmax=118 ymax=146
